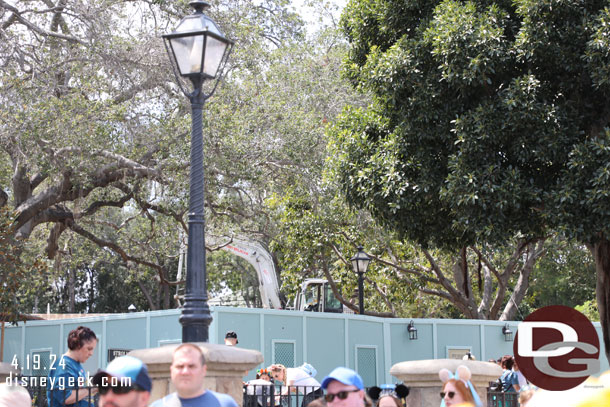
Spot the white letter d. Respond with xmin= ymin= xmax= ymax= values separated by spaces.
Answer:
xmin=517 ymin=322 xmax=577 ymax=357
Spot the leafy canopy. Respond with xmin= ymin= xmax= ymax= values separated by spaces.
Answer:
xmin=331 ymin=0 xmax=610 ymax=250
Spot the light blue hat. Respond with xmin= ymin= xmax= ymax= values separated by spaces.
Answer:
xmin=321 ymin=367 xmax=364 ymax=390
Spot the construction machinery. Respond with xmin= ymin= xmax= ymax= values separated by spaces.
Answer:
xmin=176 ymin=235 xmax=346 ymax=312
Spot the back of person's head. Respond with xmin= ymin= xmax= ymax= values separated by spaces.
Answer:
xmin=368 ymin=383 xmax=409 ymax=407
xmin=0 ymin=383 xmax=31 ymax=407
xmin=500 ymin=355 xmax=514 ymax=370
xmin=377 ymin=395 xmax=402 ymax=407
xmin=306 ymin=397 xmax=327 ymax=407
xmin=67 ymin=326 xmax=97 ymax=350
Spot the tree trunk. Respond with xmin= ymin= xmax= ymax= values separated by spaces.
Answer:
xmin=590 ymin=239 xmax=610 ymax=365
xmin=138 ymin=279 xmax=157 ymax=311
xmin=161 ymin=267 xmax=170 ymax=309
xmin=500 ymin=240 xmax=546 ymax=321
xmin=68 ymin=268 xmax=75 ymax=313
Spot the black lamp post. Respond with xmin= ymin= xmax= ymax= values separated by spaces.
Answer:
xmin=163 ymin=1 xmax=233 ymax=343
xmin=350 ymin=246 xmax=371 ymax=315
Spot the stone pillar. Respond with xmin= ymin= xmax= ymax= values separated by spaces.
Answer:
xmin=0 ymin=362 xmax=19 ymax=382
xmin=130 ymin=343 xmax=263 ymax=405
xmin=390 ymin=359 xmax=502 ymax=407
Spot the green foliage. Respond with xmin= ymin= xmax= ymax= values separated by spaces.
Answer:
xmin=207 ymin=251 xmax=262 ymax=307
xmin=334 ymin=0 xmax=610 ymax=250
xmin=575 ymin=299 xmax=600 ymax=322
xmin=326 ymin=0 xmax=610 ymax=323
xmin=522 ymin=239 xmax=596 ymax=315
xmin=0 ymin=0 xmax=363 ymax=312
xmin=0 ymin=206 xmax=47 ymax=321
xmin=269 ymin=187 xmax=472 ymax=318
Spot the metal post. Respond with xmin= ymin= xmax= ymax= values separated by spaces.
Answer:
xmin=180 ymin=88 xmax=213 ymax=342
xmin=358 ymin=271 xmax=365 ymax=315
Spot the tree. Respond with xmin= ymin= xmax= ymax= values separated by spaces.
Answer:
xmin=1 ymin=0 xmax=370 ymax=313
xmin=0 ymin=206 xmax=46 ymax=321
xmin=271 ymin=188 xmax=549 ymax=319
xmin=0 ymin=0 xmax=310 ymax=312
xmin=333 ymin=0 xmax=610 ymax=361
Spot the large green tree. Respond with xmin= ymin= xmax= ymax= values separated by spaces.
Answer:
xmin=333 ymin=0 xmax=610 ymax=361
xmin=1 ymin=0 xmax=365 ymax=313
xmin=0 ymin=0 xmax=307 ymax=313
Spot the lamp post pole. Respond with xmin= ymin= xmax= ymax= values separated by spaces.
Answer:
xmin=182 ymin=82 xmax=211 ymax=342
xmin=163 ymin=1 xmax=233 ymax=343
xmin=357 ymin=271 xmax=365 ymax=316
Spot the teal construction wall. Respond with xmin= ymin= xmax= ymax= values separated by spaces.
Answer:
xmin=2 ymin=307 xmax=608 ymax=385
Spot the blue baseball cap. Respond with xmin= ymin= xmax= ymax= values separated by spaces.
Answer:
xmin=93 ymin=356 xmax=152 ymax=392
xmin=321 ymin=367 xmax=364 ymax=390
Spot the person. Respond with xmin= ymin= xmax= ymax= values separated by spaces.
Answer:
xmin=151 ymin=343 xmax=238 ymax=407
xmin=47 ymin=326 xmax=98 ymax=407
xmin=438 ymin=365 xmax=482 ymax=407
xmin=0 ymin=383 xmax=31 ymax=407
xmin=498 ymin=355 xmax=520 ymax=393
xmin=306 ymin=398 xmax=327 ymax=407
xmin=92 ymin=355 xmax=152 ymax=407
xmin=246 ymin=368 xmax=275 ymax=407
xmin=367 ymin=384 xmax=409 ymax=407
xmin=269 ymin=363 xmax=323 ymax=407
xmin=257 ymin=369 xmax=272 ymax=382
xmin=512 ymin=360 xmax=527 ymax=388
xmin=461 ymin=353 xmax=475 ymax=361
xmin=320 ymin=367 xmax=366 ymax=407
xmin=518 ymin=386 xmax=536 ymax=407
xmin=225 ymin=331 xmax=238 ymax=346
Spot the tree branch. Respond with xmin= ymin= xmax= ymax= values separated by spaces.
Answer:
xmin=422 ymin=248 xmax=464 ymax=300
xmin=500 ymin=239 xmax=547 ymax=320
xmin=0 ymin=0 xmax=84 ymax=44
xmin=0 ymin=187 xmax=7 ymax=207
xmin=367 ymin=251 xmax=437 ymax=283
xmin=68 ymin=222 xmax=181 ymax=287
xmin=45 ymin=222 xmax=67 ymax=259
xmin=364 ymin=276 xmax=397 ymax=317
xmin=320 ymin=252 xmax=359 ymax=313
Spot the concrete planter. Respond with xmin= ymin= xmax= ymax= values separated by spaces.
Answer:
xmin=130 ymin=343 xmax=263 ymax=405
xmin=390 ymin=359 xmax=502 ymax=407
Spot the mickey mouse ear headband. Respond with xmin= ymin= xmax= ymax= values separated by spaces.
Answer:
xmin=438 ymin=365 xmax=482 ymax=407
xmin=367 ymin=384 xmax=410 ymax=401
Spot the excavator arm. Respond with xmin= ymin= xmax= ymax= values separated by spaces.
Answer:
xmin=206 ymin=236 xmax=283 ymax=309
